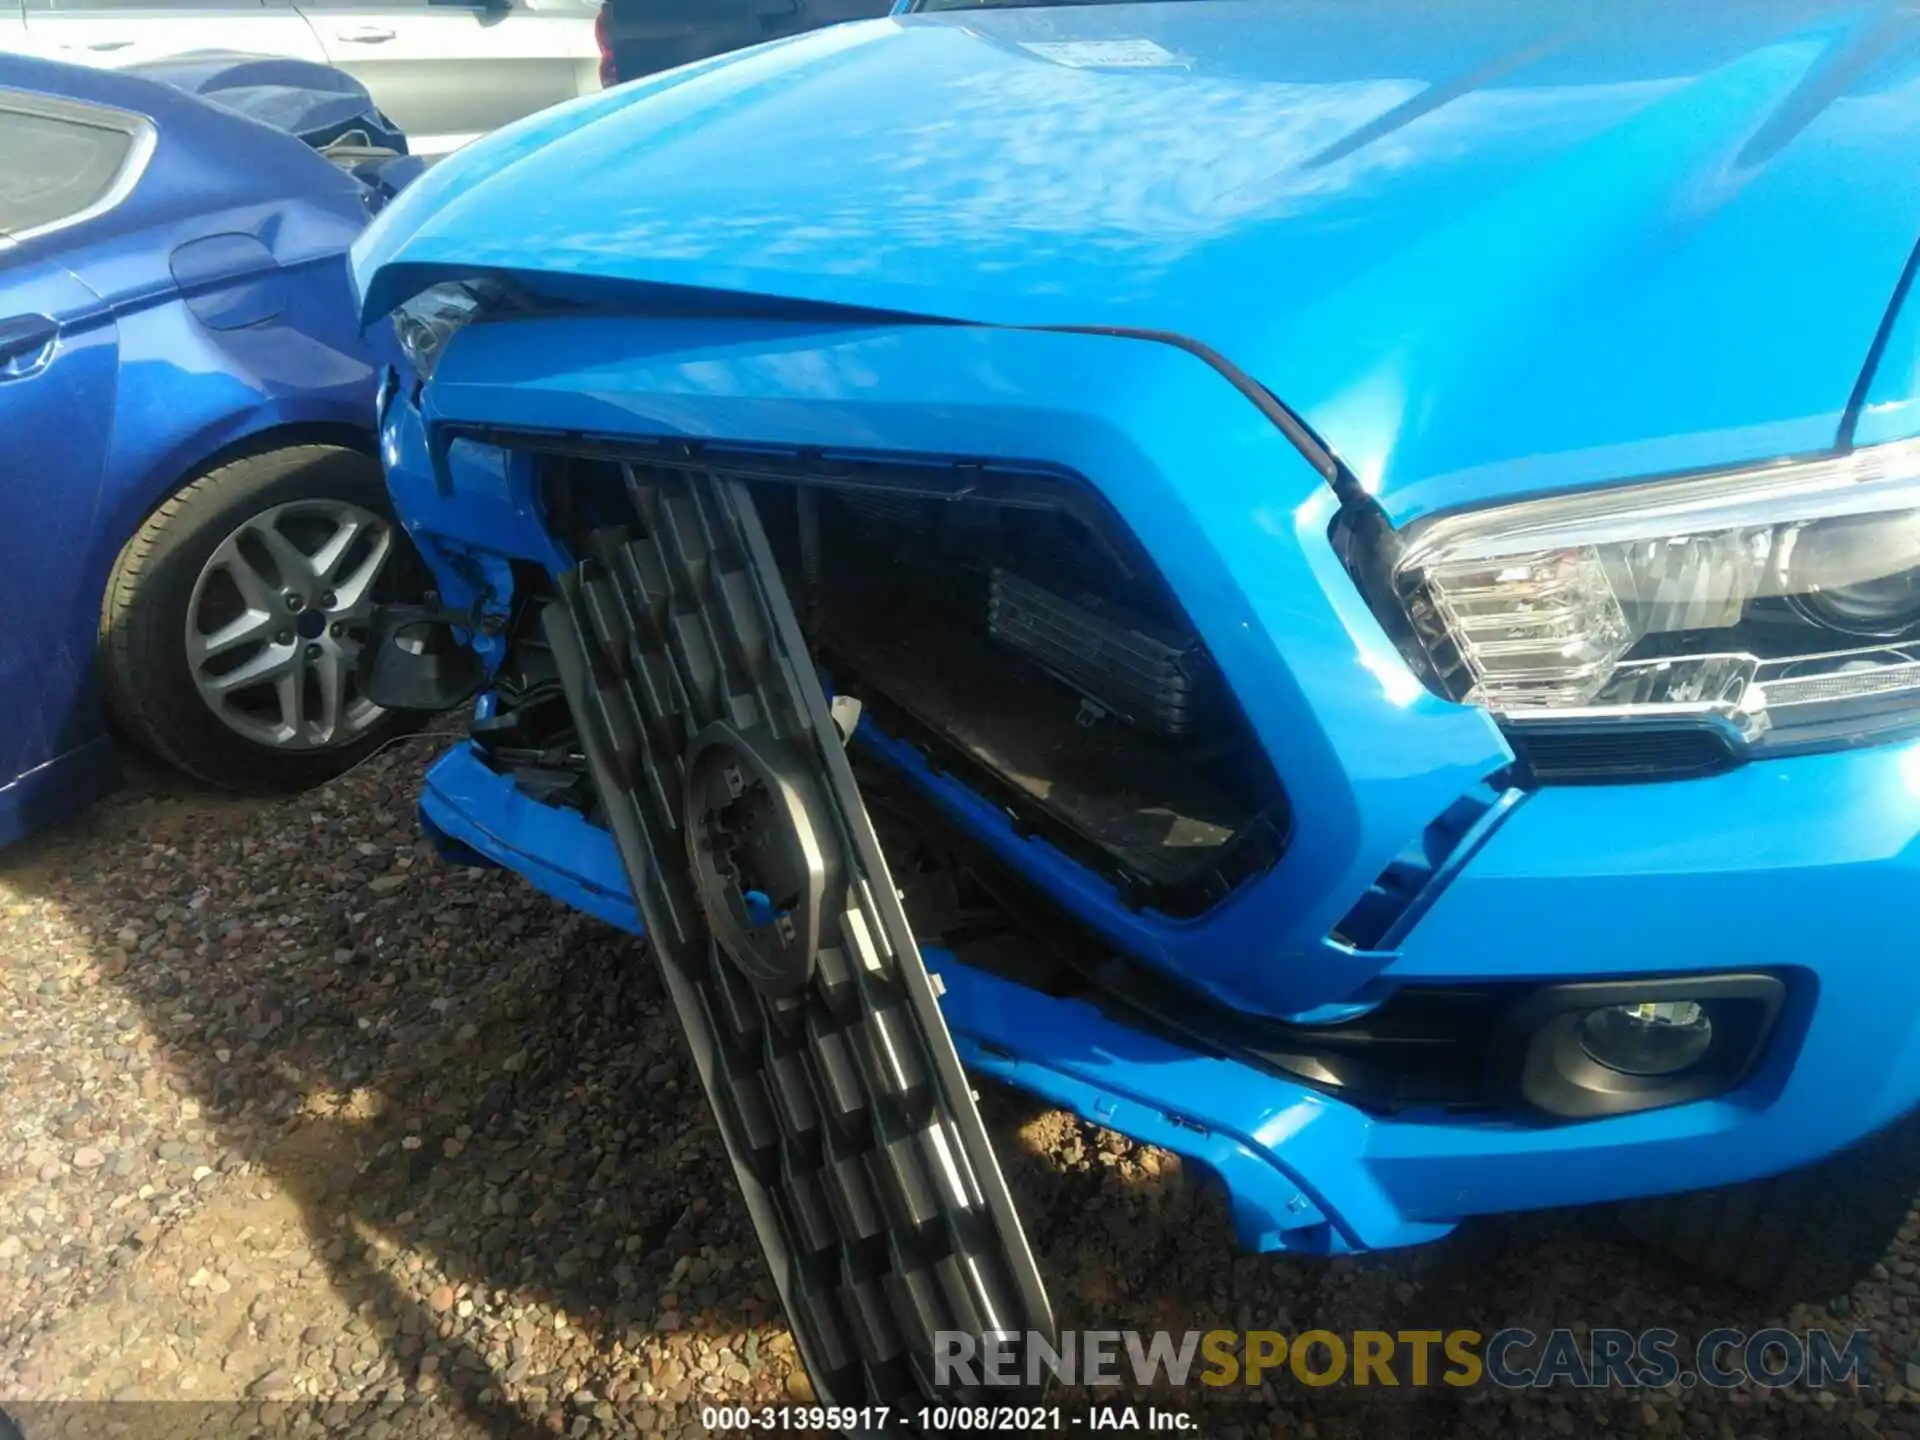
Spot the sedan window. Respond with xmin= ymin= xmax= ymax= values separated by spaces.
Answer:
xmin=0 ymin=95 xmax=146 ymax=240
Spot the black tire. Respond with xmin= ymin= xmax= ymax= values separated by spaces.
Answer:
xmin=98 ymin=443 xmax=420 ymax=793
xmin=1619 ymin=1107 xmax=1920 ymax=1303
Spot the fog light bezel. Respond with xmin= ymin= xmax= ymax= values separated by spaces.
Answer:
xmin=1498 ymin=974 xmax=1786 ymax=1120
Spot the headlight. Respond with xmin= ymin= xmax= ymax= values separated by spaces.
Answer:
xmin=390 ymin=279 xmax=503 ymax=382
xmin=1391 ymin=436 xmax=1920 ymax=752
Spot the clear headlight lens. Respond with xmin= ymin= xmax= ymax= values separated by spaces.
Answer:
xmin=390 ymin=279 xmax=502 ymax=382
xmin=1394 ymin=436 xmax=1920 ymax=747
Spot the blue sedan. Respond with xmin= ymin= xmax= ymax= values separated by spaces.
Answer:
xmin=0 ymin=55 xmax=414 ymax=846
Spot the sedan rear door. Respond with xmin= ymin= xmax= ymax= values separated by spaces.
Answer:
xmin=294 ymin=0 xmax=598 ymax=157
xmin=20 ymin=0 xmax=329 ymax=70
xmin=0 ymin=88 xmax=126 ymax=822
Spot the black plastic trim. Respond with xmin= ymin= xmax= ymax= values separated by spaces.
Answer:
xmin=1505 ymin=721 xmax=1744 ymax=785
xmin=359 ymin=603 xmax=487 ymax=712
xmin=1031 ymin=323 xmax=1345 ymax=487
xmin=1326 ymin=496 xmax=1457 ymax=696
xmin=845 ymin=680 xmax=1290 ymax=918
xmin=1328 ymin=778 xmax=1518 ymax=952
xmin=1840 ymin=230 xmax=1920 ymax=450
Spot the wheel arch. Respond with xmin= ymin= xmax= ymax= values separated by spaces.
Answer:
xmin=95 ymin=412 xmax=381 ymax=613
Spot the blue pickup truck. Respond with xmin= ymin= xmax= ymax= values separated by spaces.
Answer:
xmin=349 ymin=0 xmax=1920 ymax=1409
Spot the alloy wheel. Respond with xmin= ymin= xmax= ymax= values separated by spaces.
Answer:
xmin=184 ymin=499 xmax=394 ymax=750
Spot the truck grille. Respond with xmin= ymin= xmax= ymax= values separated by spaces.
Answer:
xmin=532 ymin=454 xmax=1054 ymax=1408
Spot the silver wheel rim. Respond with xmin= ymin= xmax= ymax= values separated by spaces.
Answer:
xmin=186 ymin=498 xmax=395 ymax=751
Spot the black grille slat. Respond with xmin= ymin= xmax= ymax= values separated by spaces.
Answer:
xmin=806 ymin=1019 xmax=868 ymax=1135
xmin=854 ymin=1003 xmax=931 ymax=1110
xmin=708 ymin=945 xmax=764 ymax=1050
xmin=933 ymin=1253 xmax=988 ymax=1339
xmin=782 ymin=1152 xmax=841 ymax=1257
xmin=873 ymin=1125 xmax=945 ymax=1236
xmin=820 ymin=1137 xmax=887 ymax=1247
xmin=791 ymin=1286 xmax=855 ymax=1376
xmin=842 ymin=1263 xmax=903 ymax=1365
xmin=813 ymin=941 xmax=859 ymax=1019
xmin=766 ymin=1044 xmax=820 ymax=1144
xmin=884 ymin=1256 xmax=945 ymax=1357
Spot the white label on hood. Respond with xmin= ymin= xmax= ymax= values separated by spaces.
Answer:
xmin=1021 ymin=39 xmax=1183 ymax=69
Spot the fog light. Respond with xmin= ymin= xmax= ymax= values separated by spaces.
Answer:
xmin=1498 ymin=974 xmax=1786 ymax=1120
xmin=1578 ymin=1001 xmax=1714 ymax=1076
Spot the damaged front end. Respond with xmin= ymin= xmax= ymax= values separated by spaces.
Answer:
xmin=361 ymin=300 xmax=1838 ymax=1407
xmin=330 ymin=0 xmax=1920 ymax=1377
xmin=370 ymin=310 xmax=1519 ymax=1120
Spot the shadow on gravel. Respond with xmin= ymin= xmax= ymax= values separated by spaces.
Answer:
xmin=2 ymin=740 xmax=778 ymax=1437
xmin=0 ymin=743 xmax=1891 ymax=1440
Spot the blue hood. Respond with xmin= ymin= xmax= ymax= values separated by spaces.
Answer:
xmin=353 ymin=0 xmax=1920 ymax=519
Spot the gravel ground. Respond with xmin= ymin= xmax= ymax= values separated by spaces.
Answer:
xmin=0 ymin=738 xmax=1911 ymax=1438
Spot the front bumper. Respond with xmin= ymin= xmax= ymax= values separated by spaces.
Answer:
xmin=386 ymin=315 xmax=1920 ymax=1256
xmin=421 ymin=734 xmax=1920 ymax=1257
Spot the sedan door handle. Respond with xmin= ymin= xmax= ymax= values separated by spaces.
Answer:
xmin=61 ymin=38 xmax=131 ymax=51
xmin=338 ymin=25 xmax=396 ymax=41
xmin=0 ymin=314 xmax=58 ymax=378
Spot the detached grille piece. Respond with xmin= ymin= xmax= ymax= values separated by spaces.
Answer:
xmin=537 ymin=460 xmax=1053 ymax=1409
xmin=987 ymin=568 xmax=1209 ymax=738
